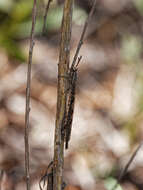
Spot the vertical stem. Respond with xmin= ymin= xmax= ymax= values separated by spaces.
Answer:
xmin=24 ymin=1 xmax=37 ymax=190
xmin=53 ymin=0 xmax=73 ymax=190
xmin=112 ymin=142 xmax=143 ymax=190
xmin=71 ymin=0 xmax=96 ymax=68
xmin=42 ymin=0 xmax=53 ymax=35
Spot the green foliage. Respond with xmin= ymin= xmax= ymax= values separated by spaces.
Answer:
xmin=42 ymin=6 xmax=87 ymax=32
xmin=0 ymin=0 xmax=33 ymax=60
xmin=11 ymin=0 xmax=33 ymax=22
xmin=0 ymin=0 xmax=13 ymax=12
xmin=0 ymin=0 xmax=87 ymax=61
xmin=104 ymin=177 xmax=123 ymax=190
xmin=134 ymin=0 xmax=143 ymax=15
xmin=0 ymin=37 xmax=25 ymax=61
xmin=121 ymin=35 xmax=142 ymax=64
xmin=123 ymin=120 xmax=138 ymax=145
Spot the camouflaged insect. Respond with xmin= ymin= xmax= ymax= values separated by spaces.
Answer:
xmin=64 ymin=65 xmax=77 ymax=149
xmin=64 ymin=56 xmax=81 ymax=149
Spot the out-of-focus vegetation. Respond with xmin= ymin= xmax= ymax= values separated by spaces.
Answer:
xmin=0 ymin=0 xmax=87 ymax=61
xmin=1 ymin=0 xmax=143 ymax=190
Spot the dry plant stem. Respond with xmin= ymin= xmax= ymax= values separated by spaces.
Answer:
xmin=0 ymin=170 xmax=4 ymax=190
xmin=42 ymin=0 xmax=53 ymax=34
xmin=112 ymin=142 xmax=143 ymax=190
xmin=71 ymin=0 xmax=96 ymax=68
xmin=53 ymin=0 xmax=73 ymax=189
xmin=118 ymin=142 xmax=143 ymax=181
xmin=24 ymin=0 xmax=37 ymax=190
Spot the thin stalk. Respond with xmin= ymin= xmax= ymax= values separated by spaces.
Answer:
xmin=53 ymin=0 xmax=73 ymax=189
xmin=112 ymin=142 xmax=143 ymax=190
xmin=24 ymin=1 xmax=37 ymax=190
xmin=42 ymin=0 xmax=53 ymax=35
xmin=71 ymin=0 xmax=97 ymax=68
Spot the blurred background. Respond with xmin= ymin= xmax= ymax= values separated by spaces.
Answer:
xmin=0 ymin=0 xmax=143 ymax=189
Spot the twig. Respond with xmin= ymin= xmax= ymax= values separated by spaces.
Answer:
xmin=71 ymin=0 xmax=96 ymax=68
xmin=42 ymin=0 xmax=53 ymax=35
xmin=53 ymin=0 xmax=73 ymax=189
xmin=0 ymin=170 xmax=4 ymax=190
xmin=24 ymin=1 xmax=37 ymax=190
xmin=112 ymin=142 xmax=143 ymax=190
xmin=39 ymin=161 xmax=53 ymax=190
xmin=53 ymin=0 xmax=96 ymax=189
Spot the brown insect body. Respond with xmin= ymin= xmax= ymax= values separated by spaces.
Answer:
xmin=65 ymin=66 xmax=77 ymax=149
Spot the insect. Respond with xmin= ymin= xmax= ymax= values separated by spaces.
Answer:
xmin=64 ymin=56 xmax=82 ymax=149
